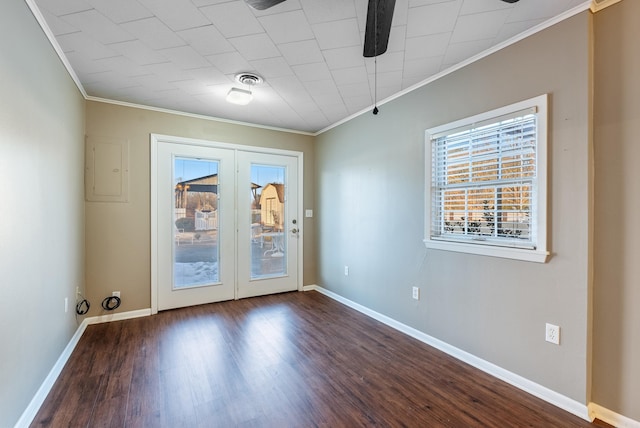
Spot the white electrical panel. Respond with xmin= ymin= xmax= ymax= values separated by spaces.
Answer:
xmin=85 ymin=136 xmax=129 ymax=202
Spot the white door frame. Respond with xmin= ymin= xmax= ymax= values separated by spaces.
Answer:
xmin=150 ymin=133 xmax=304 ymax=315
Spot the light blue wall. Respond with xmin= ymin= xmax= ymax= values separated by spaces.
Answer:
xmin=0 ymin=1 xmax=85 ymax=426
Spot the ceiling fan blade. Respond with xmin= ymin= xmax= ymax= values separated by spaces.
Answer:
xmin=245 ymin=0 xmax=286 ymax=10
xmin=363 ymin=0 xmax=396 ymax=58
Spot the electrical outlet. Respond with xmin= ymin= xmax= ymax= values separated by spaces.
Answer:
xmin=412 ymin=286 xmax=420 ymax=300
xmin=344 ymin=266 xmax=349 ymax=276
xmin=545 ymin=323 xmax=560 ymax=345
xmin=112 ymin=291 xmax=121 ymax=298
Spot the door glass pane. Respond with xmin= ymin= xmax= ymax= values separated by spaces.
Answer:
xmin=173 ymin=157 xmax=219 ymax=288
xmin=250 ymin=164 xmax=286 ymax=279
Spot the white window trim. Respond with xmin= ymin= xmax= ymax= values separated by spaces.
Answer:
xmin=424 ymin=94 xmax=550 ymax=263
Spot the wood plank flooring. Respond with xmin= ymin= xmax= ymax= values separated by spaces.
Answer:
xmin=33 ymin=291 xmax=600 ymax=427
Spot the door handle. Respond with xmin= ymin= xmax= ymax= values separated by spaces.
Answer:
xmin=290 ymin=228 xmax=298 ymax=234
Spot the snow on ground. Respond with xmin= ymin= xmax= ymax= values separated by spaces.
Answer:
xmin=174 ymin=261 xmax=218 ymax=288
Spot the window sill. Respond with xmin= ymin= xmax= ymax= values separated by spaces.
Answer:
xmin=423 ymin=239 xmax=550 ymax=263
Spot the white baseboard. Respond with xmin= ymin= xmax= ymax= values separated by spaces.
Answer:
xmin=13 ymin=319 xmax=89 ymax=428
xmin=85 ymin=308 xmax=152 ymax=325
xmin=14 ymin=309 xmax=152 ymax=428
xmin=590 ymin=402 xmax=640 ymax=428
xmin=307 ymin=285 xmax=592 ymax=422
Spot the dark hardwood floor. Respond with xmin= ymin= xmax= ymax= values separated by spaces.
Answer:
xmin=33 ymin=291 xmax=600 ymax=427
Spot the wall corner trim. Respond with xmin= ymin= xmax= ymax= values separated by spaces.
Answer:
xmin=307 ymin=285 xmax=592 ymax=422
xmin=589 ymin=403 xmax=640 ymax=428
xmin=14 ymin=309 xmax=152 ymax=427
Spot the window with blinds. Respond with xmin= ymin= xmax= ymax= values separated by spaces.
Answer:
xmin=424 ymin=95 xmax=549 ymax=262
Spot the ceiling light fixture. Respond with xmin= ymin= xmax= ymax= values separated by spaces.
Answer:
xmin=226 ymin=72 xmax=263 ymax=105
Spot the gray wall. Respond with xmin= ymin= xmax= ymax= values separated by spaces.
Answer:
xmin=593 ymin=0 xmax=640 ymax=421
xmin=84 ymin=101 xmax=316 ymax=315
xmin=0 ymin=0 xmax=86 ymax=426
xmin=315 ymin=13 xmax=592 ymax=404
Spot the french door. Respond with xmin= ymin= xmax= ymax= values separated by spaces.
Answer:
xmin=151 ymin=136 xmax=301 ymax=312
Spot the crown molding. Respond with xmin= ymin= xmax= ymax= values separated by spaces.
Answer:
xmin=590 ymin=0 xmax=623 ymax=13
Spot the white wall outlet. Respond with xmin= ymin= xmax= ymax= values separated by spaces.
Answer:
xmin=64 ymin=297 xmax=68 ymax=313
xmin=412 ymin=286 xmax=420 ymax=300
xmin=545 ymin=323 xmax=560 ymax=345
xmin=112 ymin=291 xmax=121 ymax=298
xmin=344 ymin=266 xmax=349 ymax=276
xmin=305 ymin=209 xmax=313 ymax=218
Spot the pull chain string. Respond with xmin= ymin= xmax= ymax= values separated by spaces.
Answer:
xmin=373 ymin=0 xmax=379 ymax=114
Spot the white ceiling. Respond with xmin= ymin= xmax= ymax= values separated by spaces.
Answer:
xmin=31 ymin=0 xmax=589 ymax=134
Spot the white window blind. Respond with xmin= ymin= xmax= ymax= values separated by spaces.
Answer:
xmin=430 ymin=109 xmax=538 ymax=249
xmin=424 ymin=94 xmax=548 ymax=262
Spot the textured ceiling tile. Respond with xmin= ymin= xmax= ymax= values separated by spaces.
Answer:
xmin=35 ymin=0 xmax=92 ymax=17
xmin=367 ymin=51 xmax=405 ymax=73
xmin=176 ymin=25 xmax=235 ymax=56
xmin=387 ymin=25 xmax=407 ymax=53
xmin=319 ymin=103 xmax=349 ymax=123
xmin=228 ymin=33 xmax=280 ymax=61
xmin=338 ymin=81 xmax=371 ymax=98
xmin=109 ymin=40 xmax=169 ymax=66
xmin=292 ymin=62 xmax=332 ymax=82
xmin=56 ymin=31 xmax=117 ymax=59
xmin=322 ymin=46 xmax=365 ymax=71
xmin=258 ymin=10 xmax=314 ymax=44
xmin=300 ymin=0 xmax=357 ymax=24
xmin=449 ymin=9 xmax=511 ymax=44
xmin=278 ymin=40 xmax=324 ymax=66
xmin=403 ymin=55 xmax=443 ymax=80
xmin=121 ymin=17 xmax=186 ymax=50
xmin=331 ymin=66 xmax=368 ymax=86
xmin=158 ymin=45 xmax=212 ymax=69
xmin=459 ymin=0 xmax=511 ymax=16
xmin=39 ymin=9 xmax=79 ymax=35
xmin=93 ymin=55 xmax=150 ymax=78
xmin=249 ymin=57 xmax=294 ymax=79
xmin=406 ymin=1 xmax=460 ymax=38
xmin=137 ymin=0 xmax=210 ymax=31
xmin=61 ymin=10 xmax=134 ymax=44
xmin=404 ymin=32 xmax=451 ymax=60
xmin=312 ymin=19 xmax=361 ymax=50
xmin=199 ymin=2 xmax=264 ymax=38
xmin=344 ymin=94 xmax=372 ymax=111
xmin=141 ymin=61 xmax=191 ymax=82
xmin=65 ymin=51 xmax=114 ymax=75
xmin=205 ymin=52 xmax=252 ymax=74
xmin=85 ymin=0 xmax=153 ymax=24
xmin=384 ymin=0 xmax=408 ymax=27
